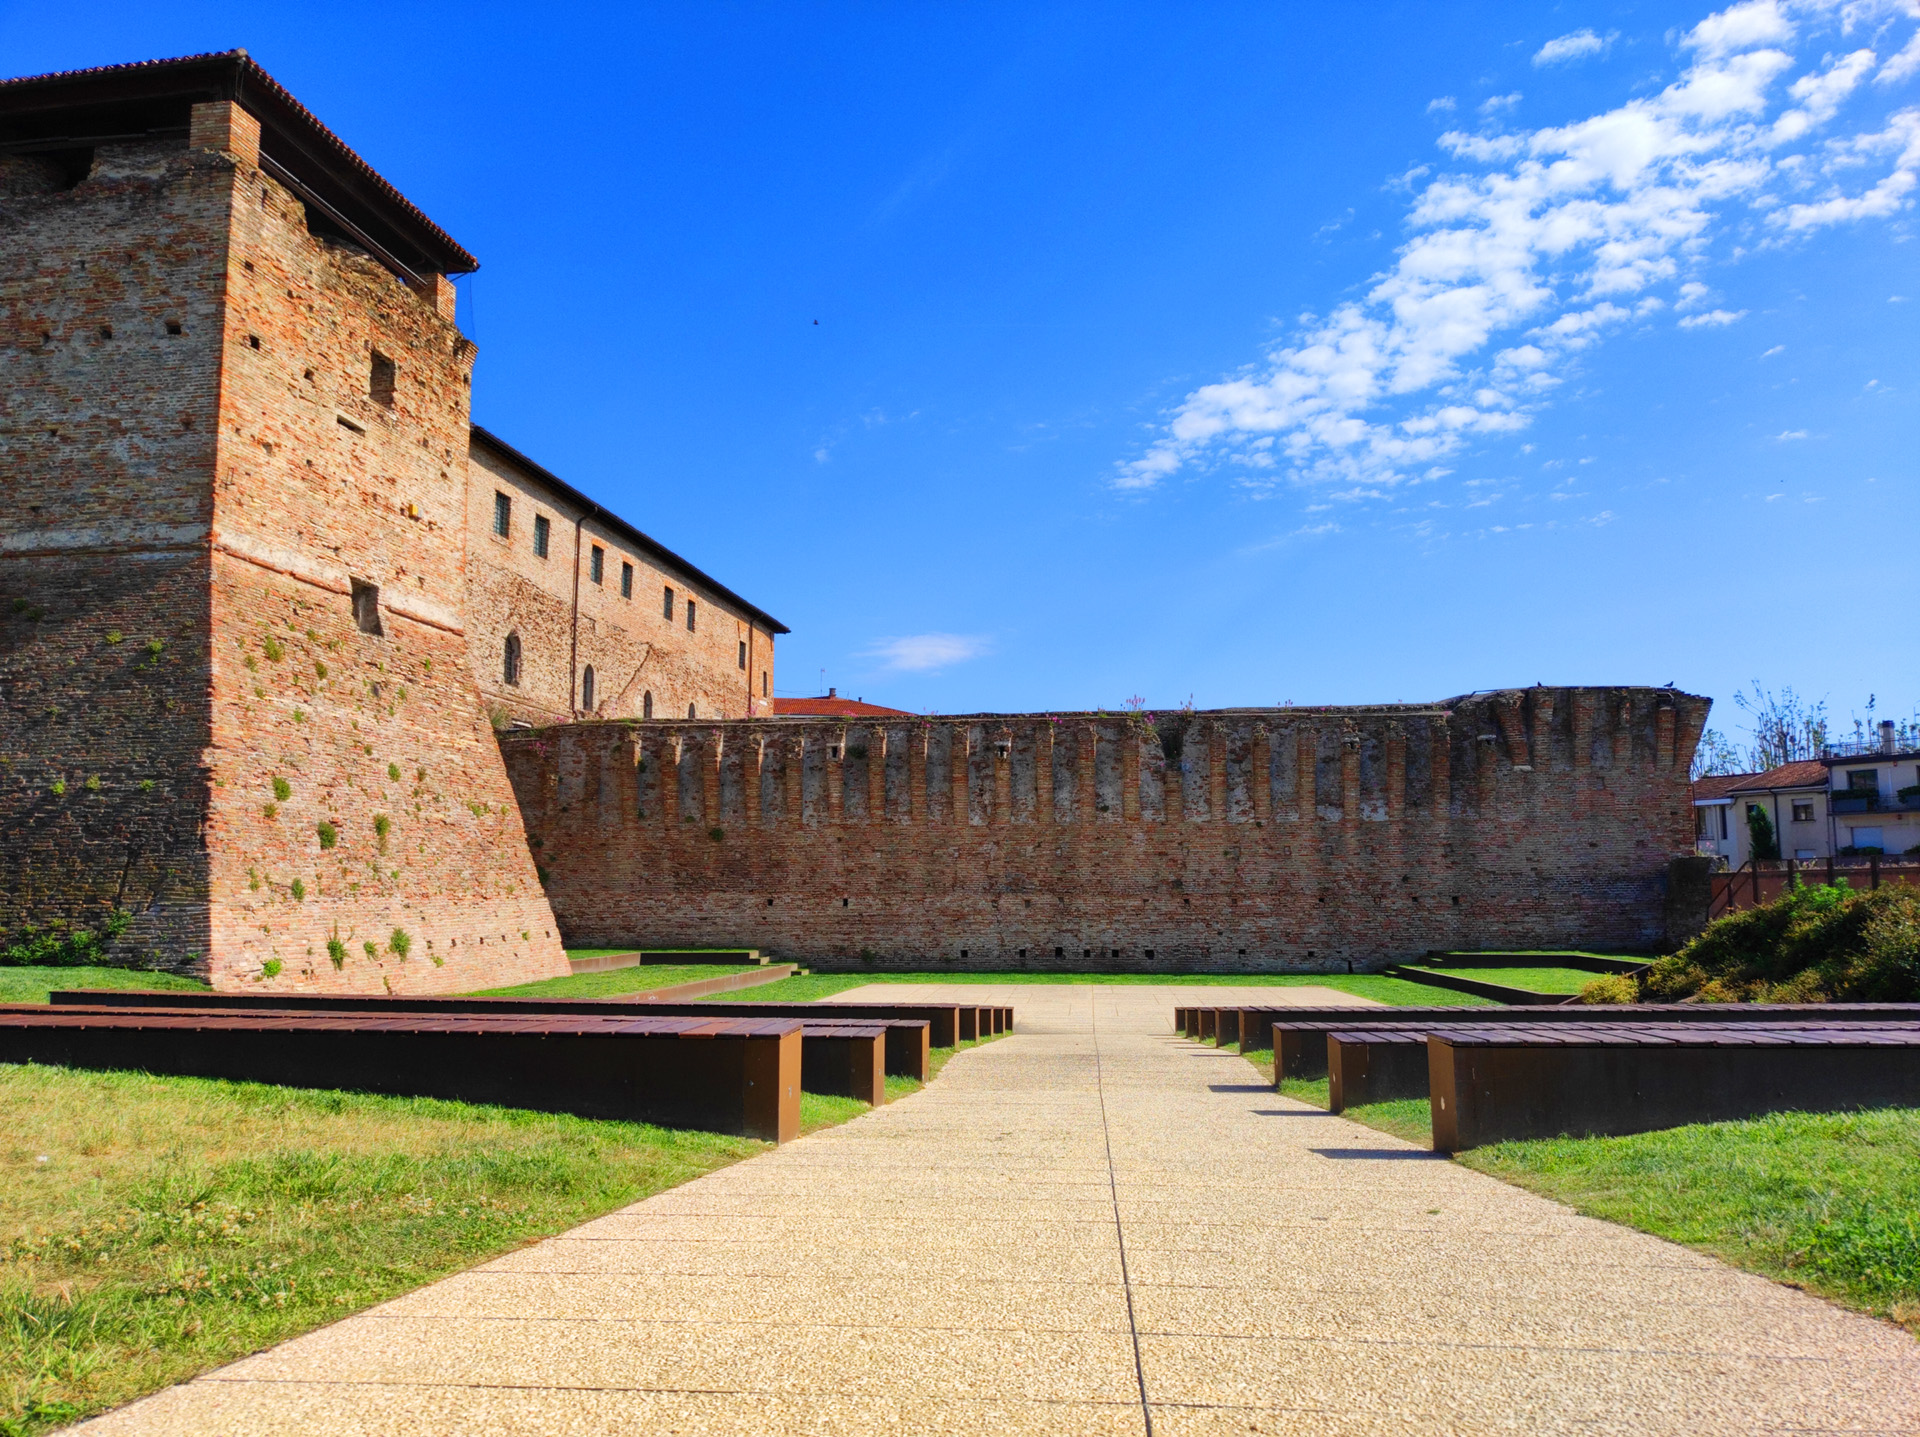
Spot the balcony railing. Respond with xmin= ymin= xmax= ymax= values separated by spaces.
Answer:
xmin=1830 ymin=793 xmax=1920 ymax=815
xmin=1822 ymin=736 xmax=1920 ymax=759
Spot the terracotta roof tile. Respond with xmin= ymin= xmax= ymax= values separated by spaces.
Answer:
xmin=772 ymin=696 xmax=913 ymax=718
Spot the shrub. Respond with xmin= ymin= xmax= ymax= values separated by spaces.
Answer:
xmin=316 ymin=820 xmax=338 ymax=849
xmin=1746 ymin=803 xmax=1780 ymax=862
xmin=390 ymin=928 xmax=411 ymax=960
xmin=326 ymin=934 xmax=347 ymax=969
xmin=272 ymin=776 xmax=291 ymax=802
xmin=1643 ymin=879 xmax=1920 ymax=1004
xmin=1577 ymin=973 xmax=1640 ymax=1004
xmin=1 ymin=908 xmax=131 ymax=967
xmin=261 ymin=959 xmax=283 ymax=979
xmin=290 ymin=878 xmax=306 ymax=901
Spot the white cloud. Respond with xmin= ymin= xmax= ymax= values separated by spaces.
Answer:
xmin=1534 ymin=29 xmax=1614 ymax=66
xmin=1880 ymin=30 xmax=1920 ymax=85
xmin=1775 ymin=428 xmax=1810 ymax=439
xmin=1117 ymin=0 xmax=1920 ymax=494
xmin=860 ymin=634 xmax=991 ymax=672
xmin=1761 ymin=343 xmax=1786 ymax=355
xmin=1480 ymin=92 xmax=1523 ymax=115
xmin=1428 ymin=96 xmax=1457 ymax=114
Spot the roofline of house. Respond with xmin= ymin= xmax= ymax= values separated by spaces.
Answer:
xmin=470 ymin=425 xmax=790 ymax=636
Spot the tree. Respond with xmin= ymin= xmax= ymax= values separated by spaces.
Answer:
xmin=1746 ymin=802 xmax=1780 ymax=862
xmin=1733 ymin=682 xmax=1827 ymax=768
xmin=1690 ymin=728 xmax=1745 ymax=780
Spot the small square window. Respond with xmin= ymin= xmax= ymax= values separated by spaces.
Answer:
xmin=533 ymin=515 xmax=551 ymax=559
xmin=738 ymin=640 xmax=747 ymax=670
xmin=663 ymin=586 xmax=674 ymax=620
xmin=620 ymin=562 xmax=633 ymax=598
xmin=686 ymin=600 xmax=696 ymax=633
xmin=492 ymin=492 xmax=510 ymax=538
xmin=1791 ymin=801 xmax=1815 ymax=823
xmin=369 ymin=350 xmax=395 ymax=407
xmin=590 ymin=545 xmax=604 ymax=585
xmin=350 ymin=579 xmax=383 ymax=636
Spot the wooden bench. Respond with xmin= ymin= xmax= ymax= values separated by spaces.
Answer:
xmin=1326 ymin=1031 xmax=1431 ymax=1111
xmin=0 ymin=1006 xmax=803 ymax=1141
xmin=54 ymin=991 xmax=941 ymax=1081
xmin=1428 ymin=1022 xmax=1920 ymax=1152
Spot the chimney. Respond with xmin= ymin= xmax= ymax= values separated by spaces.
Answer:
xmin=828 ymin=687 xmax=837 ymax=698
xmin=1881 ymin=719 xmax=1897 ymax=755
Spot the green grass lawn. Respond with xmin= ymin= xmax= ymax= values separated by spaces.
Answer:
xmin=0 ymin=968 xmax=209 ymax=1007
xmin=560 ymin=948 xmax=640 ymax=961
xmin=0 ymin=1065 xmax=768 ymax=1434
xmin=705 ymin=971 xmax=1496 ymax=1005
xmin=1396 ymin=964 xmax=1601 ymax=995
xmin=472 ymin=964 xmax=763 ymax=1000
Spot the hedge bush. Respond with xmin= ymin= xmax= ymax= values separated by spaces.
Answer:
xmin=1639 ymin=880 xmax=1920 ymax=1004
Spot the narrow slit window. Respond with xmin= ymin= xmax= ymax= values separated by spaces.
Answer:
xmin=369 ymin=350 xmax=396 ymax=407
xmin=620 ymin=562 xmax=633 ymax=598
xmin=580 ymin=665 xmax=596 ymax=713
xmin=663 ymin=586 xmax=675 ymax=620
xmin=350 ymin=579 xmax=383 ymax=636
xmin=737 ymin=640 xmax=747 ymax=670
xmin=642 ymin=690 xmax=653 ymax=719
xmin=762 ymin=671 xmax=768 ymax=697
xmin=492 ymin=492 xmax=511 ymax=538
xmin=686 ymin=599 xmax=696 ymax=632
xmin=688 ymin=703 xmax=697 ymax=719
xmin=533 ymin=515 xmax=551 ymax=559
xmin=589 ymin=545 xmax=604 ymax=585
xmin=503 ymin=633 xmax=521 ymax=686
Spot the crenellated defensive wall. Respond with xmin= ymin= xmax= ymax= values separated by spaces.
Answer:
xmin=500 ymin=685 xmax=1710 ymax=971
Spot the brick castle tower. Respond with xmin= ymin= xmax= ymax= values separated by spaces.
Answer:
xmin=0 ymin=53 xmax=568 ymax=991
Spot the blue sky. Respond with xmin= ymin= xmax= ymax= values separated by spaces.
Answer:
xmin=6 ymin=1 xmax=1915 ymax=746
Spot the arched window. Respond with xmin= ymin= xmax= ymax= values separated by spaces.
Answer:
xmin=580 ymin=665 xmax=596 ymax=713
xmin=687 ymin=702 xmax=697 ymax=719
xmin=642 ymin=690 xmax=653 ymax=719
xmin=502 ymin=633 xmax=521 ymax=687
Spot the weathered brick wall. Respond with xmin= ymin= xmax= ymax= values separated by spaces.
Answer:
xmin=1 ymin=135 xmax=230 ymax=969
xmin=502 ymin=687 xmax=1710 ymax=968
xmin=465 ymin=440 xmax=775 ymax=727
xmin=1 ymin=104 xmax=567 ymax=992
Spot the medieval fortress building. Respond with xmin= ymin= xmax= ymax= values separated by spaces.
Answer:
xmin=0 ymin=53 xmax=1709 ymax=991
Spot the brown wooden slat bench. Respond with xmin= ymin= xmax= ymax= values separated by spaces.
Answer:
xmin=1219 ymin=1003 xmax=1920 ymax=1069
xmin=792 ymin=1022 xmax=889 ymax=1106
xmin=0 ymin=1006 xmax=803 ymax=1141
xmin=1326 ymin=1031 xmax=1432 ymax=1111
xmin=53 ymin=992 xmax=941 ymax=1081
xmin=1428 ymin=1022 xmax=1920 ymax=1152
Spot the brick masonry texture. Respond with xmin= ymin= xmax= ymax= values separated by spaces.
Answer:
xmin=501 ymin=687 xmax=1712 ymax=969
xmin=1 ymin=98 xmax=566 ymax=992
xmin=465 ymin=438 xmax=776 ymax=729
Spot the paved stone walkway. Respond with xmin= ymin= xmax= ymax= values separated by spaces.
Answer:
xmin=78 ymin=984 xmax=1920 ymax=1435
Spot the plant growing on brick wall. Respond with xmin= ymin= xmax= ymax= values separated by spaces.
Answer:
xmin=262 ymin=636 xmax=285 ymax=662
xmin=261 ymin=959 xmax=283 ymax=979
xmin=290 ymin=878 xmax=306 ymax=901
xmin=363 ymin=941 xmax=378 ymax=960
xmin=326 ymin=930 xmax=347 ymax=969
xmin=1 ymin=909 xmax=130 ymax=967
xmin=390 ymin=929 xmax=411 ymax=959
xmin=373 ymin=814 xmax=391 ymax=851
xmin=388 ymin=763 xmax=401 ymax=782
xmin=273 ymin=776 xmax=291 ymax=802
xmin=105 ymin=629 xmax=122 ymax=645
xmin=316 ymin=820 xmax=338 ymax=849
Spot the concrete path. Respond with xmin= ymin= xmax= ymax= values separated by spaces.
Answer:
xmin=77 ymin=984 xmax=1920 ymax=1435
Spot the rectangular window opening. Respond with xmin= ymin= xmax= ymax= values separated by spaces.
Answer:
xmin=663 ymin=586 xmax=675 ymax=620
xmin=620 ymin=562 xmax=633 ymax=598
xmin=762 ymin=671 xmax=768 ymax=697
xmin=533 ymin=514 xmax=551 ymax=559
xmin=350 ymin=579 xmax=384 ymax=637
xmin=1791 ymin=801 xmax=1815 ymax=823
xmin=369 ymin=350 xmax=396 ymax=407
xmin=589 ymin=545 xmax=604 ymax=585
xmin=737 ymin=640 xmax=747 ymax=670
xmin=686 ymin=600 xmax=696 ymax=632
xmin=492 ymin=492 xmax=511 ymax=538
